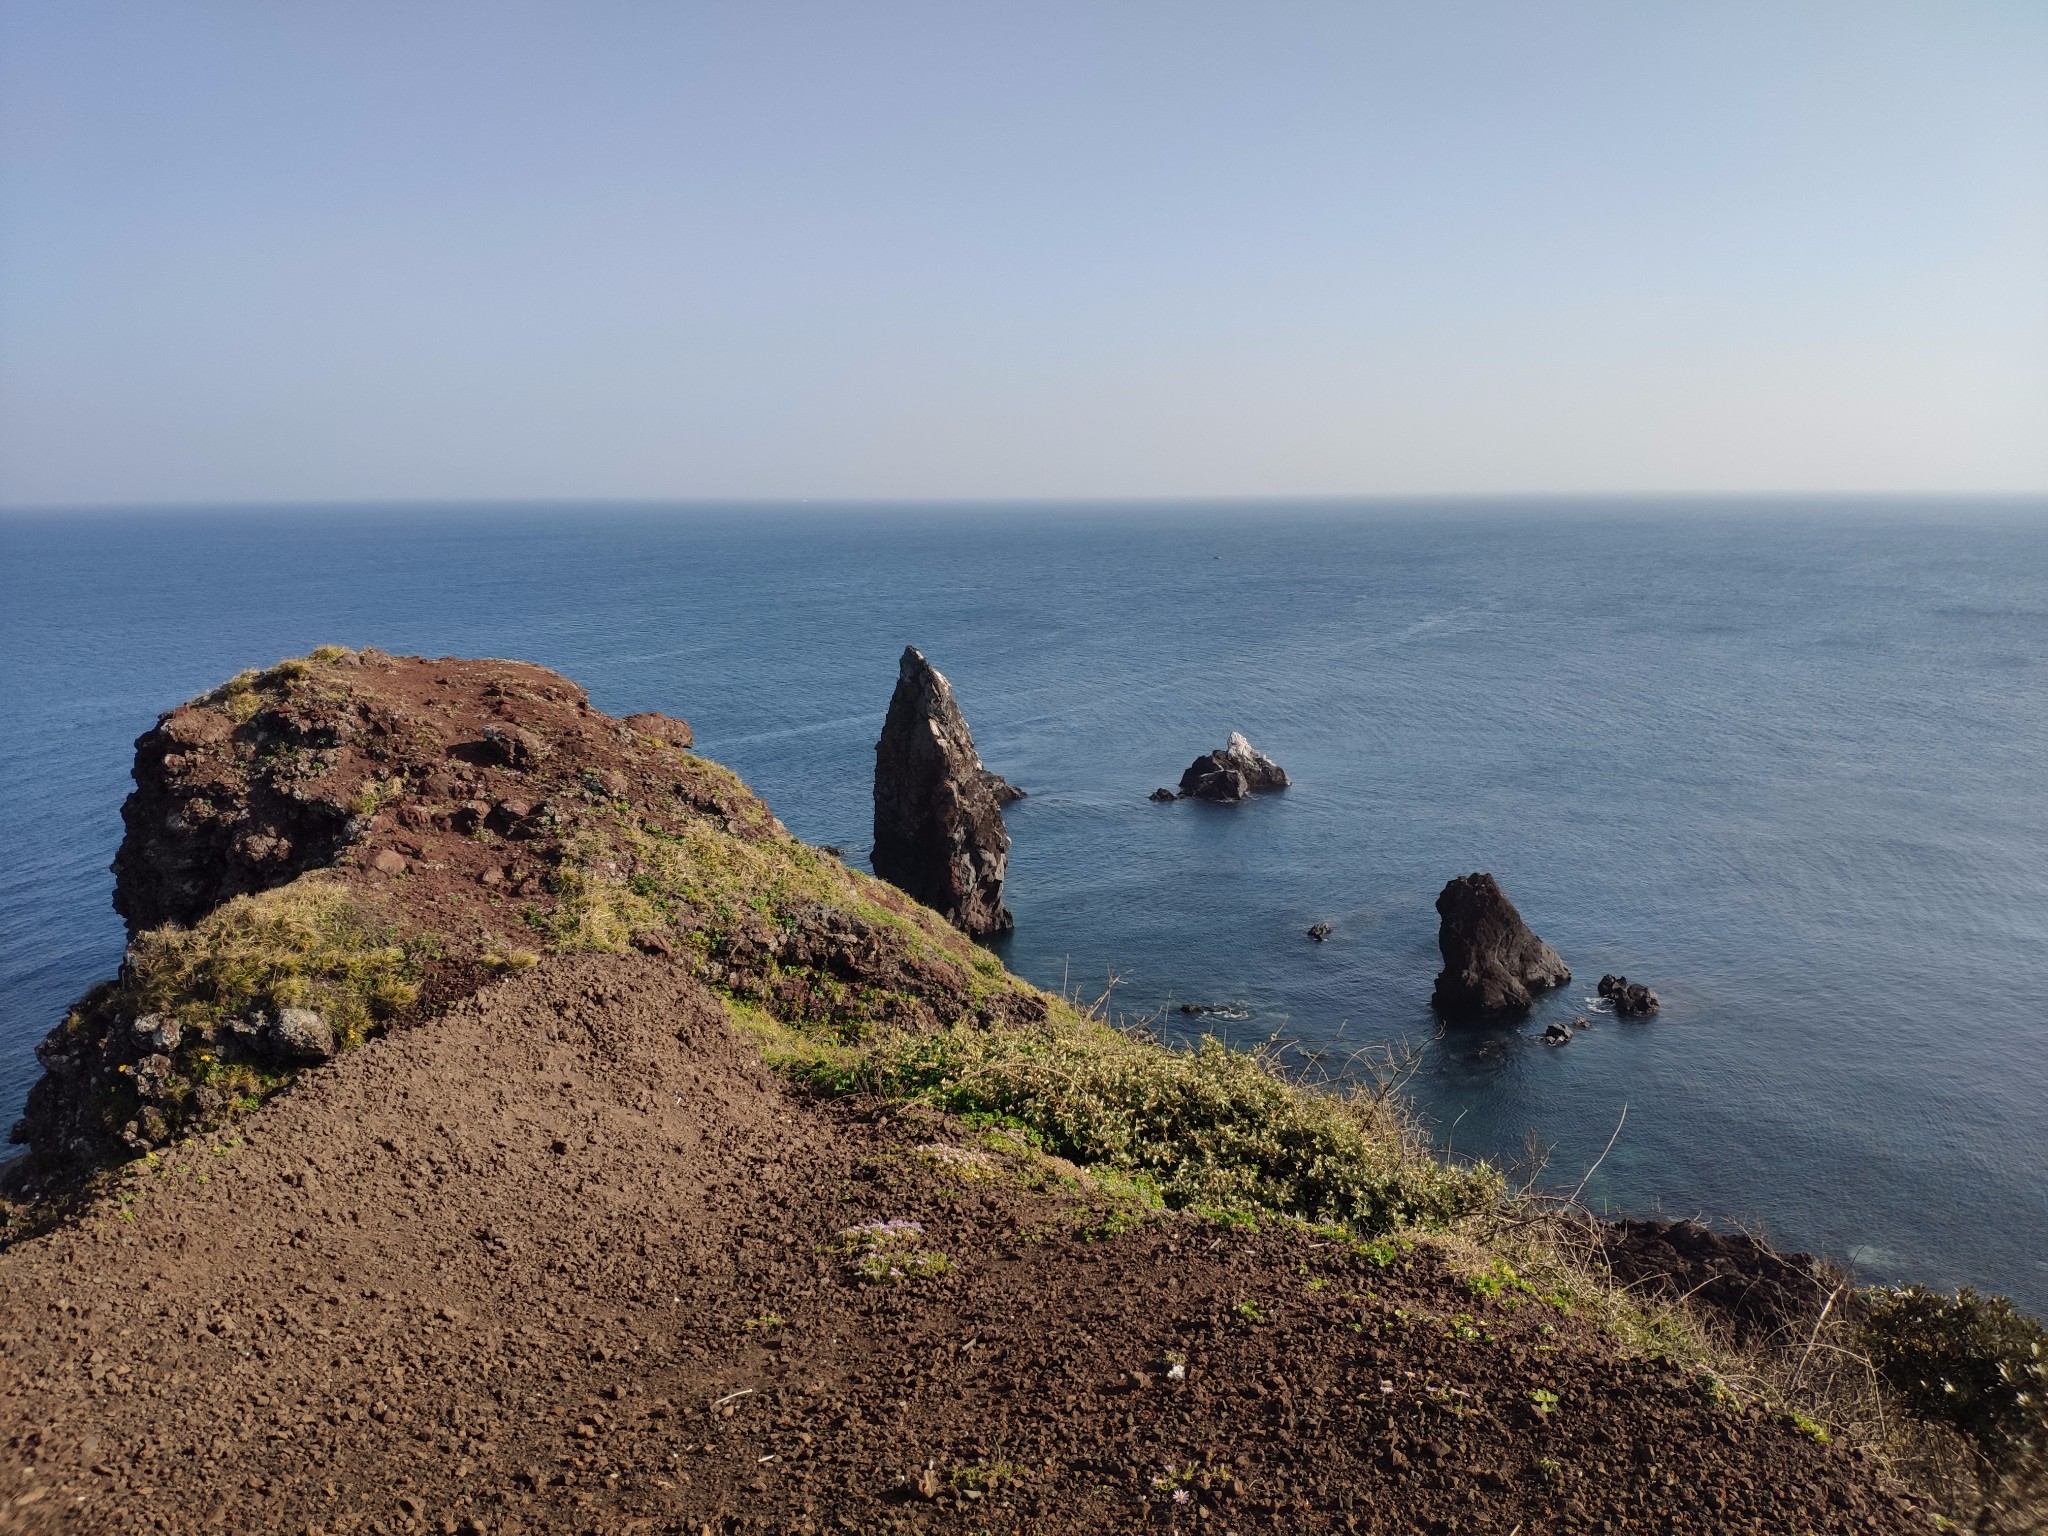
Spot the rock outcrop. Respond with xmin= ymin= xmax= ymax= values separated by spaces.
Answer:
xmin=871 ymin=647 xmax=1016 ymax=935
xmin=1593 ymin=1218 xmax=1846 ymax=1346
xmin=1431 ymin=872 xmax=1571 ymax=1019
xmin=1175 ymin=732 xmax=1290 ymax=803
xmin=12 ymin=646 xmax=1052 ymax=1184
xmin=1599 ymin=973 xmax=1661 ymax=1016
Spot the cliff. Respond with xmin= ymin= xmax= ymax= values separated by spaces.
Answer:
xmin=0 ymin=650 xmax=2024 ymax=1534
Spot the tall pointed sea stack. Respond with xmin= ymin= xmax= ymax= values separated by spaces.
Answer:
xmin=872 ymin=647 xmax=1016 ymax=935
xmin=1431 ymin=872 xmax=1571 ymax=1019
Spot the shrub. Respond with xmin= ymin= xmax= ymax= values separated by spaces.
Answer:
xmin=1863 ymin=1285 xmax=2047 ymax=1470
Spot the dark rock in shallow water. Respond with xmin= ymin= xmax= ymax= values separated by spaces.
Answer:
xmin=1148 ymin=787 xmax=1178 ymax=803
xmin=1598 ymin=973 xmax=1661 ymax=1016
xmin=871 ymin=646 xmax=1014 ymax=936
xmin=1542 ymin=1021 xmax=1572 ymax=1044
xmin=1177 ymin=732 xmax=1289 ymax=803
xmin=1306 ymin=922 xmax=1332 ymax=942
xmin=1431 ymin=872 xmax=1571 ymax=1019
xmin=985 ymin=774 xmax=1025 ymax=805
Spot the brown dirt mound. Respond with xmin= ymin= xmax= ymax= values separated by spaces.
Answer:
xmin=0 ymin=955 xmax=1933 ymax=1535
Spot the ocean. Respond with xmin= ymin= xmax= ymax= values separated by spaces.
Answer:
xmin=3 ymin=501 xmax=2044 ymax=1312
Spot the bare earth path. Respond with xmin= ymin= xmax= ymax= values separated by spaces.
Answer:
xmin=1 ymin=956 xmax=1930 ymax=1535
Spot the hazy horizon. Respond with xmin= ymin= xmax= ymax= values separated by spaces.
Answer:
xmin=3 ymin=2 xmax=2045 ymax=506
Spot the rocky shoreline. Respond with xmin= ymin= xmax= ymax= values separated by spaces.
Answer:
xmin=0 ymin=648 xmax=2034 ymax=1534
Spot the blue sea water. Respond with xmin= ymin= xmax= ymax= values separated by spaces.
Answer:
xmin=2 ymin=501 xmax=2044 ymax=1313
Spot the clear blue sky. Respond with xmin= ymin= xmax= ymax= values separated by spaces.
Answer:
xmin=2 ymin=2 xmax=2044 ymax=505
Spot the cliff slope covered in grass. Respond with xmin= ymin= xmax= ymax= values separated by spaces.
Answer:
xmin=0 ymin=650 xmax=2020 ymax=1533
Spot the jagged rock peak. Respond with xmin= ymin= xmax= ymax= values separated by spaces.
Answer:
xmin=1176 ymin=731 xmax=1290 ymax=803
xmin=1431 ymin=872 xmax=1570 ymax=1019
xmin=871 ymin=647 xmax=1015 ymax=935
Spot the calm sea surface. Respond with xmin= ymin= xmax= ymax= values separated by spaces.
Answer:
xmin=3 ymin=502 xmax=2044 ymax=1311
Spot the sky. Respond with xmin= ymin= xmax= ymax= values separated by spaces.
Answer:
xmin=1 ymin=1 xmax=2045 ymax=506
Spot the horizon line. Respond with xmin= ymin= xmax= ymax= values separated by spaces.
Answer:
xmin=5 ymin=489 xmax=2047 ymax=519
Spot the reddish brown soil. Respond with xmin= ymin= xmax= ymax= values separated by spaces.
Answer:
xmin=0 ymin=956 xmax=1933 ymax=1536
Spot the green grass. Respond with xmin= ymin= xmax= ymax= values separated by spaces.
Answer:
xmin=46 ymin=877 xmax=426 ymax=1148
xmin=788 ymin=1012 xmax=1499 ymax=1236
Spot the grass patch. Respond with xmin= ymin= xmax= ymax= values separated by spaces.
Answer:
xmin=113 ymin=877 xmax=422 ymax=1044
xmin=832 ymin=1219 xmax=952 ymax=1285
xmin=32 ymin=878 xmax=427 ymax=1153
xmin=796 ymin=1012 xmax=1498 ymax=1236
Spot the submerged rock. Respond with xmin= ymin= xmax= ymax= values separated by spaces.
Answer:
xmin=1598 ymin=974 xmax=1661 ymax=1017
xmin=1431 ymin=872 xmax=1571 ymax=1020
xmin=1176 ymin=732 xmax=1290 ymax=803
xmin=871 ymin=647 xmax=1016 ymax=936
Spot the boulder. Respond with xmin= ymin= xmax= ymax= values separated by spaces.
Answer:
xmin=1148 ymin=787 xmax=1177 ymax=803
xmin=222 ymin=1008 xmax=337 ymax=1066
xmin=871 ymin=647 xmax=1015 ymax=935
xmin=1430 ymin=872 xmax=1571 ymax=1019
xmin=268 ymin=1007 xmax=336 ymax=1063
xmin=1598 ymin=974 xmax=1661 ymax=1017
xmin=622 ymin=711 xmax=694 ymax=750
xmin=1306 ymin=923 xmax=1332 ymax=942
xmin=1176 ymin=732 xmax=1290 ymax=803
xmin=1542 ymin=1021 xmax=1572 ymax=1045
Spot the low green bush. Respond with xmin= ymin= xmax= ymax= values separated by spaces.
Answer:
xmin=1863 ymin=1285 xmax=2047 ymax=1469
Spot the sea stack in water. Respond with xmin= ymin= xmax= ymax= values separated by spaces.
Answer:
xmin=1177 ymin=732 xmax=1290 ymax=803
xmin=1431 ymin=872 xmax=1571 ymax=1019
xmin=872 ymin=646 xmax=1016 ymax=935
xmin=1598 ymin=974 xmax=1661 ymax=1017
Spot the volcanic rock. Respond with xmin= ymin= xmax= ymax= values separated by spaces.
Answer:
xmin=1176 ymin=732 xmax=1290 ymax=803
xmin=1593 ymin=1218 xmax=1846 ymax=1346
xmin=1307 ymin=922 xmax=1332 ymax=942
xmin=1431 ymin=872 xmax=1571 ymax=1019
xmin=622 ymin=711 xmax=694 ymax=749
xmin=1149 ymin=787 xmax=1178 ymax=802
xmin=1598 ymin=973 xmax=1661 ymax=1016
xmin=871 ymin=647 xmax=1016 ymax=935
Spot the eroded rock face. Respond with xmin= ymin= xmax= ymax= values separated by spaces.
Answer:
xmin=112 ymin=697 xmax=363 ymax=933
xmin=871 ymin=647 xmax=1015 ymax=935
xmin=1431 ymin=872 xmax=1570 ymax=1019
xmin=1176 ymin=732 xmax=1290 ymax=803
